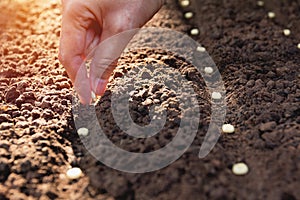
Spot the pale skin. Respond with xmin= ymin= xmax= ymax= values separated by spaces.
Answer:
xmin=59 ymin=0 xmax=164 ymax=104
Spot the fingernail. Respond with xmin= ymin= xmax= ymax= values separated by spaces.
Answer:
xmin=94 ymin=78 xmax=108 ymax=96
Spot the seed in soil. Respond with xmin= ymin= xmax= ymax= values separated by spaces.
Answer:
xmin=222 ymin=124 xmax=235 ymax=133
xmin=184 ymin=12 xmax=193 ymax=19
xmin=179 ymin=0 xmax=190 ymax=7
xmin=283 ymin=29 xmax=291 ymax=36
xmin=204 ymin=67 xmax=213 ymax=74
xmin=267 ymin=12 xmax=275 ymax=18
xmin=190 ymin=28 xmax=199 ymax=35
xmin=298 ymin=43 xmax=300 ymax=49
xmin=77 ymin=127 xmax=89 ymax=136
xmin=197 ymin=46 xmax=206 ymax=52
xmin=257 ymin=1 xmax=264 ymax=6
xmin=211 ymin=92 xmax=222 ymax=100
xmin=232 ymin=162 xmax=249 ymax=175
xmin=66 ymin=167 xmax=83 ymax=180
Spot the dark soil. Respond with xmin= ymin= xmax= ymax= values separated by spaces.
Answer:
xmin=0 ymin=0 xmax=299 ymax=199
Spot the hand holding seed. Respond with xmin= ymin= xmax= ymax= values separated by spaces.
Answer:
xmin=59 ymin=0 xmax=164 ymax=104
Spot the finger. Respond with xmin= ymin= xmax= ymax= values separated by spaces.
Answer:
xmin=84 ymin=21 xmax=101 ymax=57
xmin=89 ymin=29 xmax=139 ymax=96
xmin=59 ymin=1 xmax=93 ymax=104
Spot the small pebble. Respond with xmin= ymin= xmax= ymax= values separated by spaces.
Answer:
xmin=197 ymin=46 xmax=206 ymax=52
xmin=211 ymin=92 xmax=222 ymax=100
xmin=184 ymin=12 xmax=193 ymax=19
xmin=77 ymin=127 xmax=89 ymax=136
xmin=190 ymin=28 xmax=199 ymax=36
xmin=204 ymin=67 xmax=213 ymax=74
xmin=66 ymin=167 xmax=83 ymax=180
xmin=257 ymin=1 xmax=264 ymax=6
xmin=232 ymin=162 xmax=249 ymax=175
xmin=283 ymin=29 xmax=291 ymax=36
xmin=143 ymin=99 xmax=152 ymax=106
xmin=222 ymin=124 xmax=235 ymax=133
xmin=179 ymin=0 xmax=190 ymax=7
xmin=267 ymin=12 xmax=275 ymax=19
xmin=297 ymin=43 xmax=300 ymax=49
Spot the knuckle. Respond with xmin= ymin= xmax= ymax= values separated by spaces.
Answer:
xmin=111 ymin=15 xmax=135 ymax=34
xmin=63 ymin=0 xmax=85 ymax=15
xmin=113 ymin=23 xmax=130 ymax=34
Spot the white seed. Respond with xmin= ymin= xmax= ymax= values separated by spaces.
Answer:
xmin=232 ymin=162 xmax=249 ymax=175
xmin=197 ymin=46 xmax=206 ymax=52
xmin=204 ymin=67 xmax=213 ymax=74
xmin=257 ymin=1 xmax=264 ymax=6
xmin=190 ymin=28 xmax=199 ymax=35
xmin=184 ymin=12 xmax=194 ymax=19
xmin=77 ymin=127 xmax=89 ymax=136
xmin=283 ymin=29 xmax=291 ymax=36
xmin=297 ymin=43 xmax=300 ymax=49
xmin=267 ymin=12 xmax=275 ymax=18
xmin=212 ymin=92 xmax=222 ymax=100
xmin=179 ymin=0 xmax=190 ymax=7
xmin=66 ymin=167 xmax=82 ymax=180
xmin=91 ymin=91 xmax=96 ymax=99
xmin=222 ymin=124 xmax=235 ymax=133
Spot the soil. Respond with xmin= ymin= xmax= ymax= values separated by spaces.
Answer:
xmin=0 ymin=0 xmax=299 ymax=200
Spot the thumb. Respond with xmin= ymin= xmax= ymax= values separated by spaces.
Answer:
xmin=89 ymin=29 xmax=139 ymax=96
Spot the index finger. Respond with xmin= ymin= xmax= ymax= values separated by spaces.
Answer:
xmin=59 ymin=1 xmax=92 ymax=104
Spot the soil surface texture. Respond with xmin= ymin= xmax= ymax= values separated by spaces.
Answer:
xmin=0 ymin=0 xmax=299 ymax=200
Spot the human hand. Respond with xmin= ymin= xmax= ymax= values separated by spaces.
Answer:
xmin=59 ymin=0 xmax=164 ymax=104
